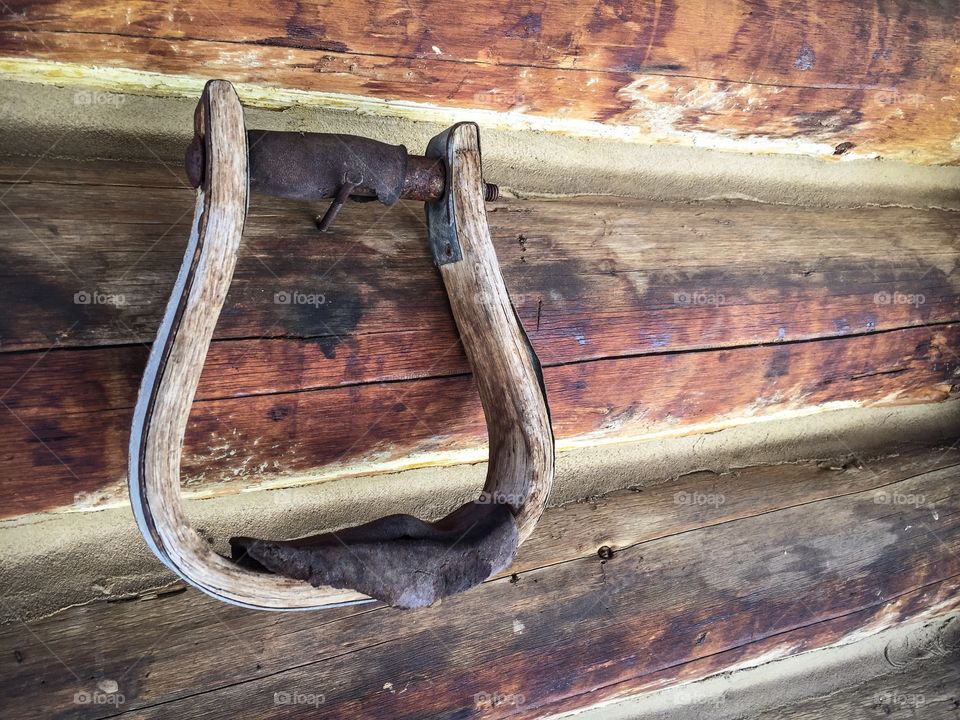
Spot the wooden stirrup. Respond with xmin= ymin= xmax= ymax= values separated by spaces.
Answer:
xmin=129 ymin=80 xmax=554 ymax=610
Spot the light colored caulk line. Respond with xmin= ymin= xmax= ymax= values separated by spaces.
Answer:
xmin=0 ymin=57 xmax=848 ymax=160
xmin=61 ymin=400 xmax=863 ymax=515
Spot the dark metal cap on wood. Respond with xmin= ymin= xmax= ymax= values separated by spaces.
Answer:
xmin=185 ymin=129 xmax=498 ymax=210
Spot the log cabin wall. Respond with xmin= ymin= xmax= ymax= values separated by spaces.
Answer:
xmin=0 ymin=1 xmax=959 ymax=717
xmin=1 ymin=150 xmax=958 ymax=519
xmin=0 ymin=0 xmax=958 ymax=613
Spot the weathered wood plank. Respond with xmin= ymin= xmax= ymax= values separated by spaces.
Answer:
xmin=572 ymin=615 xmax=960 ymax=719
xmin=2 ymin=324 xmax=957 ymax=517
xmin=1 ymin=1 xmax=958 ymax=162
xmin=1 ymin=445 xmax=956 ymax=719
xmin=507 ymin=444 xmax=960 ymax=577
xmin=1 ymin=159 xmax=957 ymax=360
xmin=1 ymin=157 xmax=958 ymax=516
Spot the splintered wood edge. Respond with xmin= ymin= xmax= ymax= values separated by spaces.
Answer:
xmin=128 ymin=79 xmax=369 ymax=610
xmin=128 ymin=86 xmax=555 ymax=609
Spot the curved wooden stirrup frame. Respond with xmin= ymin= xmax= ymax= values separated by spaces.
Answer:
xmin=129 ymin=80 xmax=554 ymax=610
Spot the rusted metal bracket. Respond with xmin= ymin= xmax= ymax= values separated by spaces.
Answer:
xmin=184 ymin=127 xmax=496 ymax=234
xmin=424 ymin=123 xmax=465 ymax=265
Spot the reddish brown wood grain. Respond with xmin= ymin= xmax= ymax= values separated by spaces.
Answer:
xmin=1 ymin=0 xmax=958 ymax=162
xmin=2 ymin=324 xmax=957 ymax=518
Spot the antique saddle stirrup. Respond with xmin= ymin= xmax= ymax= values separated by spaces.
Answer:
xmin=128 ymin=80 xmax=555 ymax=610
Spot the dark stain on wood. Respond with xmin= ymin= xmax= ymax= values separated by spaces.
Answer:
xmin=505 ymin=12 xmax=542 ymax=38
xmin=0 ymin=249 xmax=95 ymax=349
xmin=267 ymin=405 xmax=291 ymax=421
xmin=765 ymin=346 xmax=792 ymax=378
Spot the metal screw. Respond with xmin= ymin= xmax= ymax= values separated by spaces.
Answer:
xmin=484 ymin=183 xmax=500 ymax=201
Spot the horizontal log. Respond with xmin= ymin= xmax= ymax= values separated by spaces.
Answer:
xmin=1 ymin=1 xmax=958 ymax=162
xmin=2 ymin=159 xmax=957 ymax=359
xmin=0 ymin=156 xmax=957 ymax=517
xmin=507 ymin=444 xmax=960 ymax=577
xmin=2 ymin=324 xmax=957 ymax=517
xmin=1 ymin=444 xmax=957 ymax=718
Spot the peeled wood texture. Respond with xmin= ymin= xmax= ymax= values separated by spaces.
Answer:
xmin=129 ymin=80 xmax=370 ymax=610
xmin=0 ymin=156 xmax=958 ymax=517
xmin=1 ymin=443 xmax=958 ymax=719
xmin=1 ymin=1 xmax=958 ymax=162
xmin=436 ymin=124 xmax=553 ymax=540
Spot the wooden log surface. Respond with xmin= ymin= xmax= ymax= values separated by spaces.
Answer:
xmin=1 ymin=443 xmax=957 ymax=719
xmin=0 ymin=1 xmax=958 ymax=163
xmin=0 ymin=156 xmax=958 ymax=517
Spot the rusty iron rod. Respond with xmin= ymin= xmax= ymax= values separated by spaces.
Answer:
xmin=185 ymin=130 xmax=497 ymax=204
